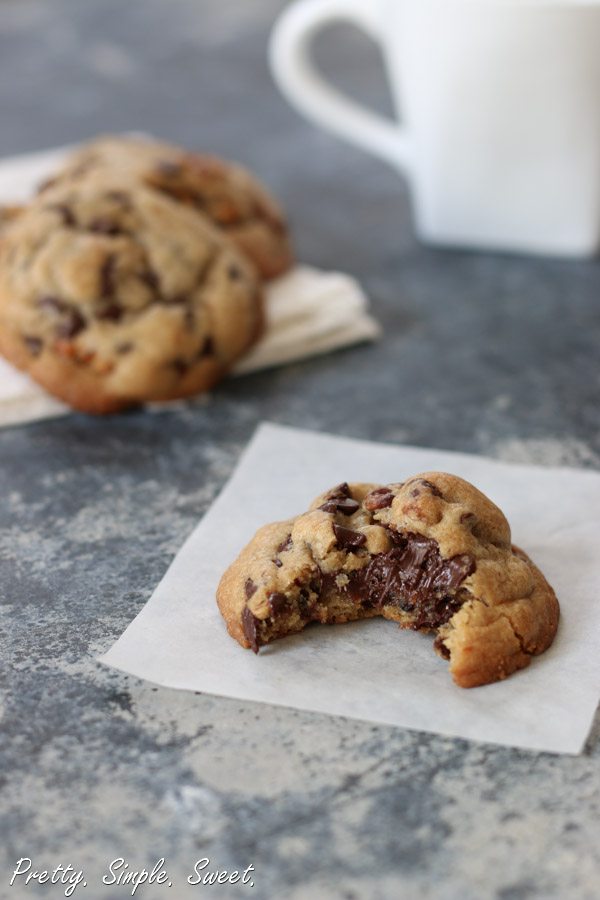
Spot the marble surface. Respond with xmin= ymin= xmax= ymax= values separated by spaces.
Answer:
xmin=1 ymin=1 xmax=599 ymax=898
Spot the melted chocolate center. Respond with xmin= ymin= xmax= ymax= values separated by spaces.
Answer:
xmin=323 ymin=532 xmax=475 ymax=630
xmin=243 ymin=531 xmax=475 ymax=652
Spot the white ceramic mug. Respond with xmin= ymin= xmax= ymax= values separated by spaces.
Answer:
xmin=270 ymin=0 xmax=600 ymax=257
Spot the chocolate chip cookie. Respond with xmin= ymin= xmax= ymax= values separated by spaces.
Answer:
xmin=0 ymin=179 xmax=263 ymax=413
xmin=38 ymin=135 xmax=294 ymax=280
xmin=217 ymin=473 xmax=559 ymax=688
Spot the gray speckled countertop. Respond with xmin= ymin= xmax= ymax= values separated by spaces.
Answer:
xmin=1 ymin=1 xmax=599 ymax=898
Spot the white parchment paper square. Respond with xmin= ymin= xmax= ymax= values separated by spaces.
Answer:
xmin=100 ymin=423 xmax=600 ymax=754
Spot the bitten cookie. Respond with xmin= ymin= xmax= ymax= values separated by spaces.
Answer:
xmin=0 ymin=179 xmax=263 ymax=413
xmin=217 ymin=473 xmax=559 ymax=688
xmin=38 ymin=135 xmax=294 ymax=280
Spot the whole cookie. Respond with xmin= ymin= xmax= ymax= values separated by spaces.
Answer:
xmin=39 ymin=135 xmax=294 ymax=280
xmin=0 ymin=180 xmax=263 ymax=413
xmin=217 ymin=473 xmax=559 ymax=688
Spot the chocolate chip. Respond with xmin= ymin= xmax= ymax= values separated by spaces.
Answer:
xmin=332 ymin=482 xmax=351 ymax=498
xmin=100 ymin=254 xmax=117 ymax=298
xmin=333 ymin=524 xmax=366 ymax=552
xmin=49 ymin=203 xmax=76 ymax=227
xmin=116 ymin=341 xmax=134 ymax=355
xmin=434 ymin=635 xmax=451 ymax=659
xmin=140 ymin=269 xmax=160 ymax=292
xmin=241 ymin=606 xmax=260 ymax=654
xmin=410 ymin=478 xmax=443 ymax=499
xmin=309 ymin=576 xmax=322 ymax=595
xmin=319 ymin=497 xmax=360 ymax=516
xmin=39 ymin=294 xmax=86 ymax=337
xmin=273 ymin=558 xmax=283 ymax=568
xmin=57 ymin=309 xmax=85 ymax=339
xmin=168 ymin=293 xmax=189 ymax=305
xmin=268 ymin=592 xmax=288 ymax=616
xmin=38 ymin=295 xmax=85 ymax=338
xmin=244 ymin=578 xmax=257 ymax=599
xmin=23 ymin=335 xmax=42 ymax=357
xmin=89 ymin=217 xmax=122 ymax=236
xmin=97 ymin=303 xmax=123 ymax=322
xmin=276 ymin=535 xmax=292 ymax=553
xmin=228 ymin=263 xmax=242 ymax=281
xmin=171 ymin=358 xmax=189 ymax=377
xmin=460 ymin=512 xmax=476 ymax=525
xmin=364 ymin=488 xmax=394 ymax=511
xmin=199 ymin=335 xmax=214 ymax=357
xmin=297 ymin=588 xmax=312 ymax=619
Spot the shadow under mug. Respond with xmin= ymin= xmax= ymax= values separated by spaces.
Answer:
xmin=270 ymin=0 xmax=600 ymax=258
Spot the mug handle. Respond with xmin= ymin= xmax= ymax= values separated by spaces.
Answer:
xmin=269 ymin=0 xmax=412 ymax=173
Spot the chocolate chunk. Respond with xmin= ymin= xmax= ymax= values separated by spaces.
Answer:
xmin=318 ymin=531 xmax=475 ymax=629
xmin=56 ymin=308 xmax=85 ymax=339
xmin=23 ymin=335 xmax=42 ymax=357
xmin=333 ymin=524 xmax=366 ymax=552
xmin=276 ymin=535 xmax=292 ymax=553
xmin=433 ymin=635 xmax=451 ymax=659
xmin=244 ymin=578 xmax=257 ymax=599
xmin=268 ymin=592 xmax=289 ymax=616
xmin=140 ymin=269 xmax=160 ymax=292
xmin=242 ymin=606 xmax=260 ymax=654
xmin=364 ymin=488 xmax=394 ymax=511
xmin=410 ymin=478 xmax=443 ymax=499
xmin=100 ymin=254 xmax=117 ymax=298
xmin=171 ymin=358 xmax=189 ymax=377
xmin=49 ymin=203 xmax=76 ymax=227
xmin=356 ymin=532 xmax=475 ymax=629
xmin=97 ymin=304 xmax=123 ymax=322
xmin=199 ymin=335 xmax=214 ymax=357
xmin=319 ymin=497 xmax=360 ymax=516
xmin=89 ymin=217 xmax=122 ymax=236
xmin=297 ymin=588 xmax=312 ymax=619
xmin=330 ymin=482 xmax=351 ymax=498
xmin=309 ymin=575 xmax=322 ymax=595
xmin=39 ymin=294 xmax=86 ymax=337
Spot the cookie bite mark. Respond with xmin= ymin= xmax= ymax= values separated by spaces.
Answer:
xmin=217 ymin=473 xmax=560 ymax=688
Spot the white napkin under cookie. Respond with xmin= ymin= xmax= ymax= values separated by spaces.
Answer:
xmin=0 ymin=145 xmax=380 ymax=428
xmin=101 ymin=423 xmax=600 ymax=755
